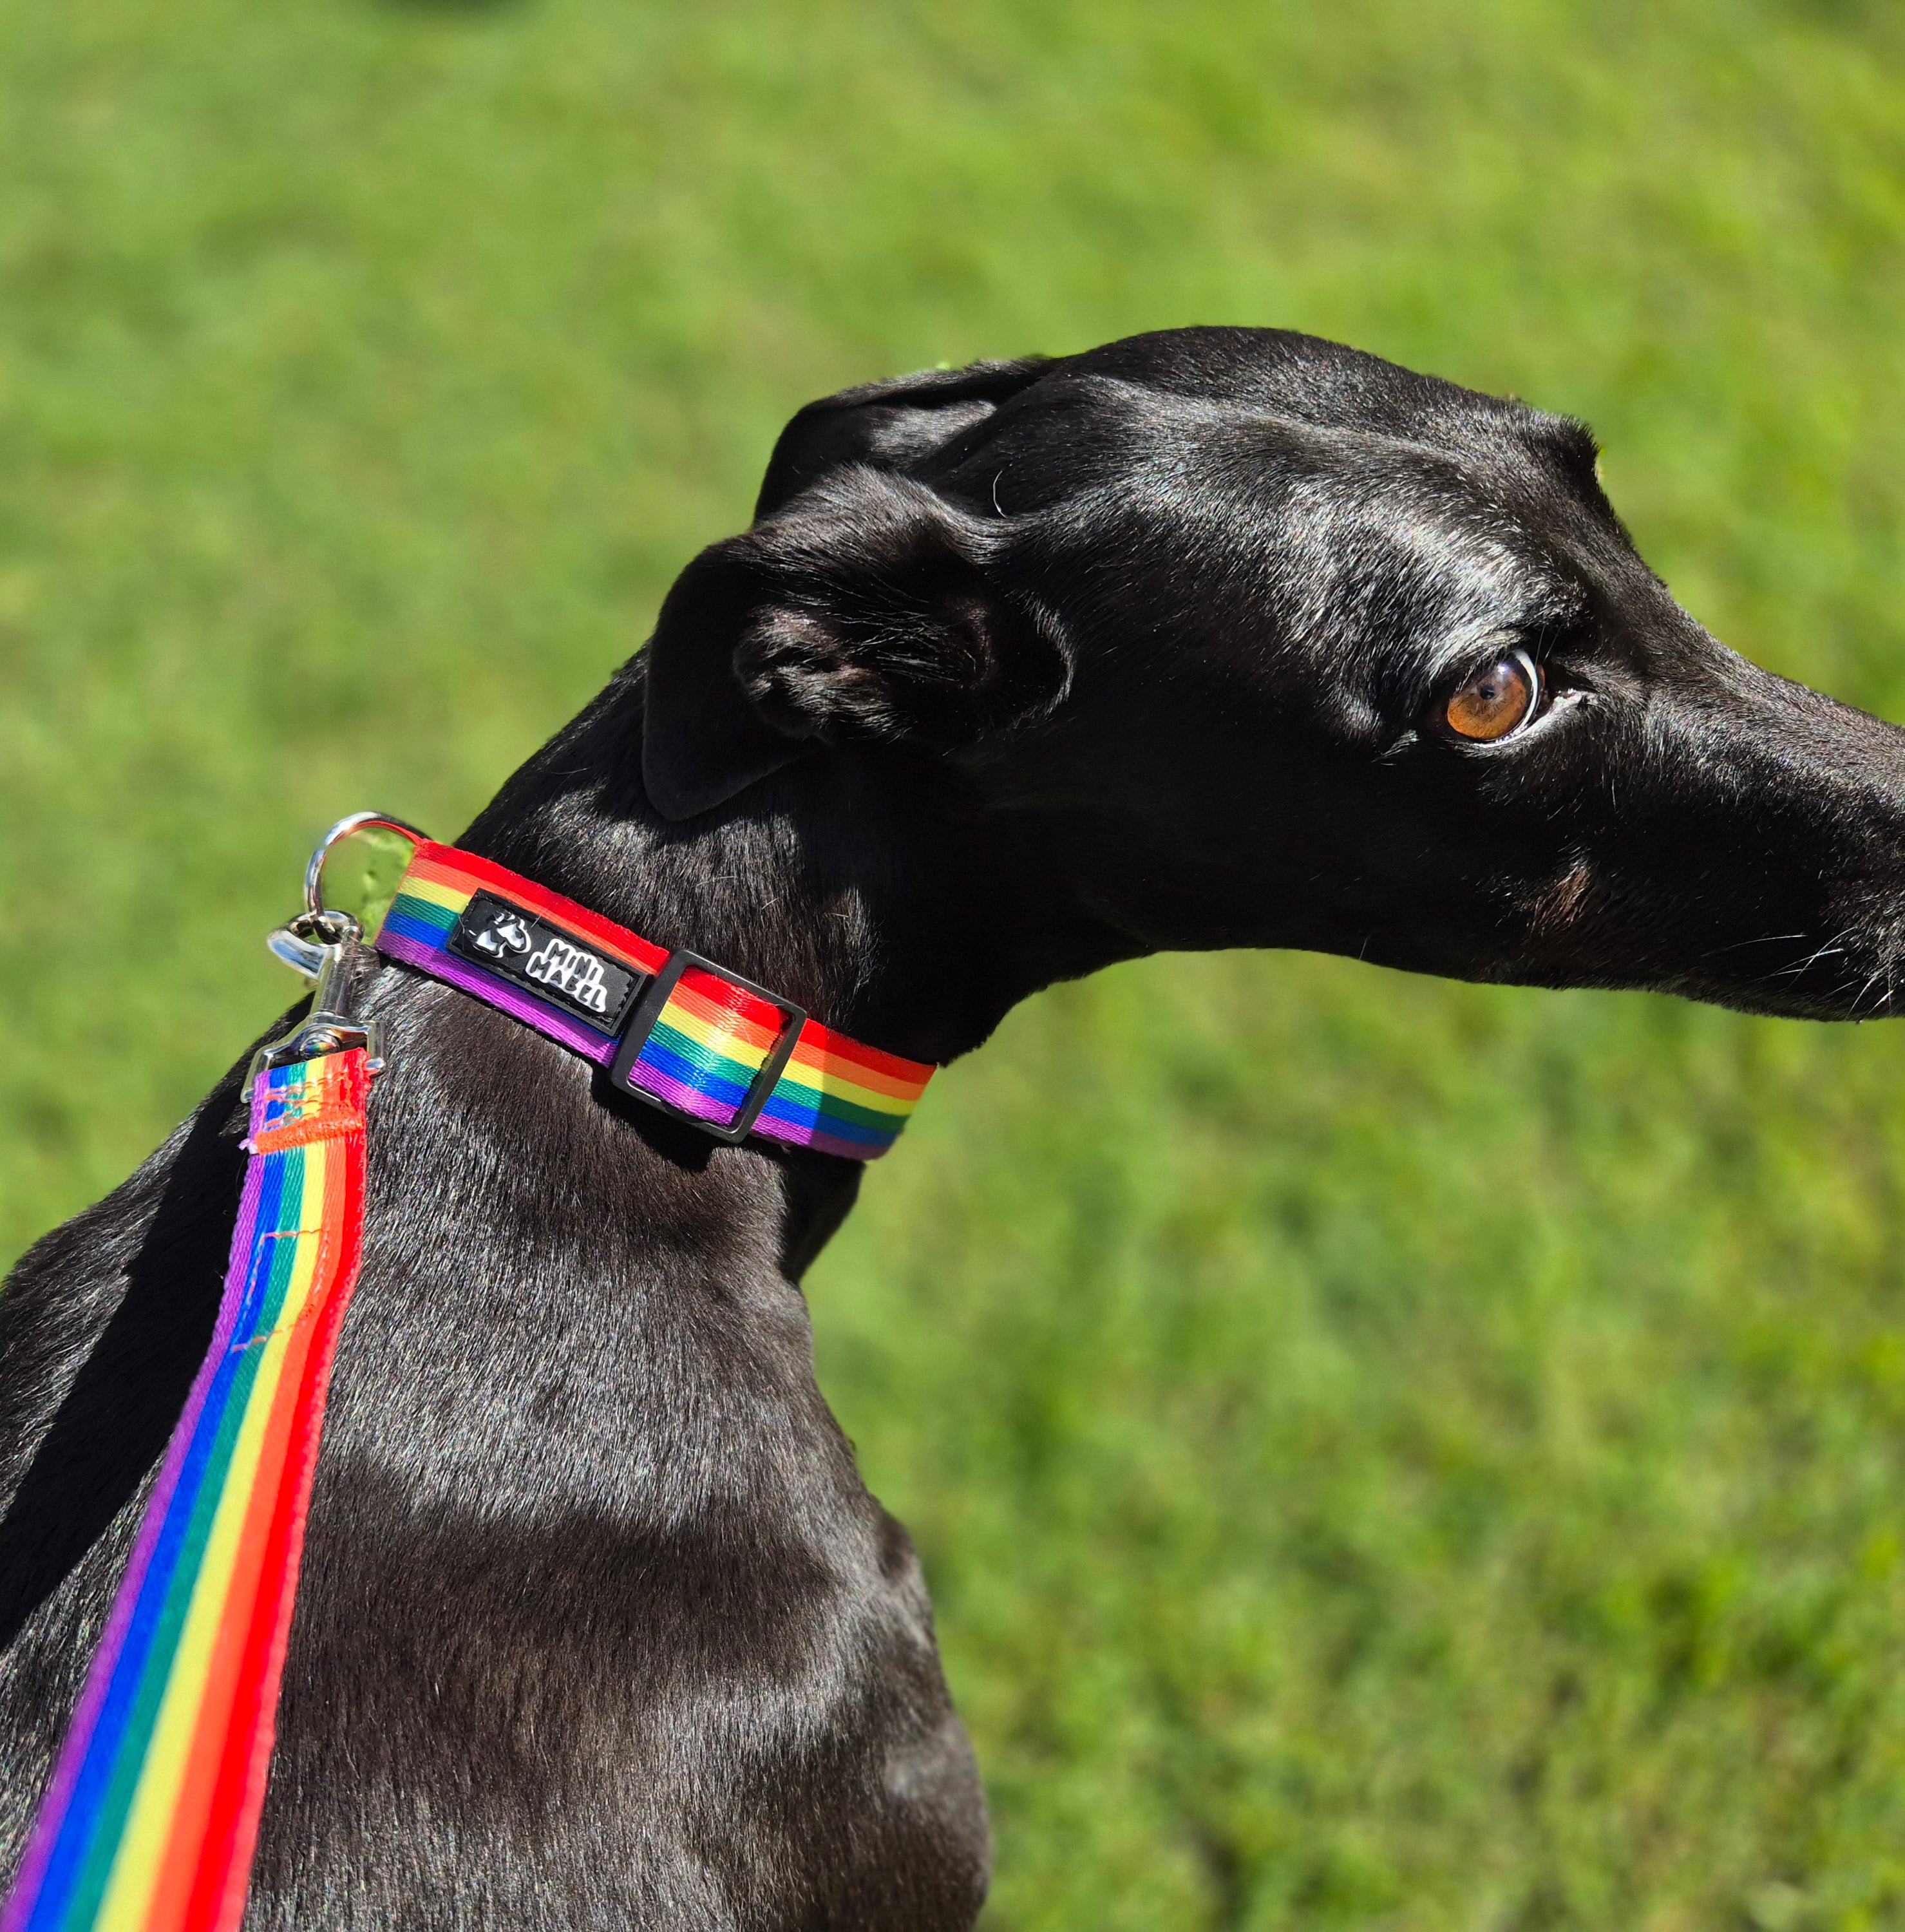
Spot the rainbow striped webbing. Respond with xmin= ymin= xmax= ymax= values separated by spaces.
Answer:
xmin=3 ymin=1052 xmax=371 ymax=1932
xmin=375 ymin=841 xmax=934 ymax=1159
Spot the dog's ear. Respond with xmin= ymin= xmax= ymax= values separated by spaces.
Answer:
xmin=642 ymin=464 xmax=1070 ymax=821
xmin=753 ymin=357 xmax=1050 ymax=518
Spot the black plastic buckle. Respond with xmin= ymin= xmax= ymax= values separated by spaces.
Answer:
xmin=608 ymin=949 xmax=808 ymax=1144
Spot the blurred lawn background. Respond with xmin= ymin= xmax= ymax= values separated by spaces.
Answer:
xmin=5 ymin=1 xmax=1905 ymax=1926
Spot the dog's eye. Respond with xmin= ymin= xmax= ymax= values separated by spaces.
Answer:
xmin=1445 ymin=650 xmax=1540 ymax=742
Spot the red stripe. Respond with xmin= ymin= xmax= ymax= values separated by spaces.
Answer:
xmin=672 ymin=970 xmax=784 ymax=1043
xmin=144 ymin=1101 xmax=346 ymax=1932
xmin=410 ymin=843 xmax=668 ymax=975
xmin=186 ymin=1069 xmax=369 ymax=1932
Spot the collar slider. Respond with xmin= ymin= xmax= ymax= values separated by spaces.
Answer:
xmin=609 ymin=949 xmax=808 ymax=1144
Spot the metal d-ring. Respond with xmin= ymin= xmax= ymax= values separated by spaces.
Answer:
xmin=302 ymin=811 xmax=428 ymax=922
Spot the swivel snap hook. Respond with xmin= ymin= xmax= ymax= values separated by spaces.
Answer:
xmin=245 ymin=811 xmax=425 ymax=1097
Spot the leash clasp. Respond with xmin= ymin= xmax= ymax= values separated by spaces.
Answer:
xmin=246 ymin=812 xmax=425 ymax=1097
xmin=248 ymin=911 xmax=384 ymax=1097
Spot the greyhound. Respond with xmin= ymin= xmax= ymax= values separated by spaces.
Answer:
xmin=2 ymin=326 xmax=1900 ymax=1928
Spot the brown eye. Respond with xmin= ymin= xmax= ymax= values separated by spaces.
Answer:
xmin=1445 ymin=649 xmax=1539 ymax=742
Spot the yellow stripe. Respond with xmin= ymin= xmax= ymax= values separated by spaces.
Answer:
xmin=93 ymin=1146 xmax=329 ymax=1930
xmin=397 ymin=875 xmax=472 ymax=915
xmin=659 ymin=999 xmax=769 ymax=1069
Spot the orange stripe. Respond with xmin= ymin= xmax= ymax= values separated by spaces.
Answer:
xmin=668 ymin=979 xmax=784 ymax=1052
xmin=143 ymin=1129 xmax=346 ymax=1932
xmin=791 ymin=1024 xmax=932 ymax=1087
xmin=788 ymin=1032 xmax=933 ymax=1100
xmin=669 ymin=987 xmax=932 ymax=1099
xmin=249 ymin=1109 xmax=361 ymax=1153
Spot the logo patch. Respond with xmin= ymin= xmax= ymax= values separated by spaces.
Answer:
xmin=448 ymin=891 xmax=641 ymax=1030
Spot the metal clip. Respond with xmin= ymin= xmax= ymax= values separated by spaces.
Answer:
xmin=245 ymin=811 xmax=424 ymax=1097
xmin=247 ymin=913 xmax=385 ymax=1097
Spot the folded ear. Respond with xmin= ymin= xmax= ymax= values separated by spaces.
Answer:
xmin=753 ymin=355 xmax=1050 ymax=517
xmin=641 ymin=465 xmax=1070 ymax=820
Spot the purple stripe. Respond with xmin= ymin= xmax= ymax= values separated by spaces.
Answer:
xmin=787 ymin=1123 xmax=891 ymax=1160
xmin=378 ymin=931 xmax=618 ymax=1066
xmin=0 ymin=1081 xmax=276 ymax=1932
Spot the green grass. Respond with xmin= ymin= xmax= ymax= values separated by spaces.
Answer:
xmin=5 ymin=0 xmax=1905 ymax=1924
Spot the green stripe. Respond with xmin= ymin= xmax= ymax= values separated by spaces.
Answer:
xmin=390 ymin=891 xmax=457 ymax=934
xmin=251 ymin=1150 xmax=309 ymax=1335
xmin=649 ymin=1016 xmax=760 ymax=1083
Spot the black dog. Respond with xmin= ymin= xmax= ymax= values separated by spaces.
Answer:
xmin=4 ymin=327 xmax=1902 ymax=1928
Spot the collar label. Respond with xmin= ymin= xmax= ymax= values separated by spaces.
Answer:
xmin=448 ymin=891 xmax=641 ymax=1032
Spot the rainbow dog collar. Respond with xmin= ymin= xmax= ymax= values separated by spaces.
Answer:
xmin=375 ymin=842 xmax=934 ymax=1159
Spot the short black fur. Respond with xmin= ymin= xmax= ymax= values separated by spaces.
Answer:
xmin=7 ymin=328 xmax=1905 ymax=1927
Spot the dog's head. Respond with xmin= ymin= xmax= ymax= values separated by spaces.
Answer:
xmin=643 ymin=327 xmax=1905 ymax=1023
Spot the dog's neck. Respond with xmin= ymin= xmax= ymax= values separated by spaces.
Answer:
xmin=332 ymin=663 xmax=1141 ymax=1522
xmin=445 ymin=661 xmax=1126 ymax=1075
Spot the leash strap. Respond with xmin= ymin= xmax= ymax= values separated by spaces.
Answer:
xmin=375 ymin=841 xmax=934 ymax=1159
xmin=5 ymin=1052 xmax=372 ymax=1932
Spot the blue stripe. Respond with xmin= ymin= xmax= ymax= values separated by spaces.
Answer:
xmin=758 ymin=1086 xmax=902 ymax=1137
xmin=633 ymin=1036 xmax=752 ymax=1110
xmin=389 ymin=891 xmax=457 ymax=931
xmin=381 ymin=906 xmax=453 ymax=949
